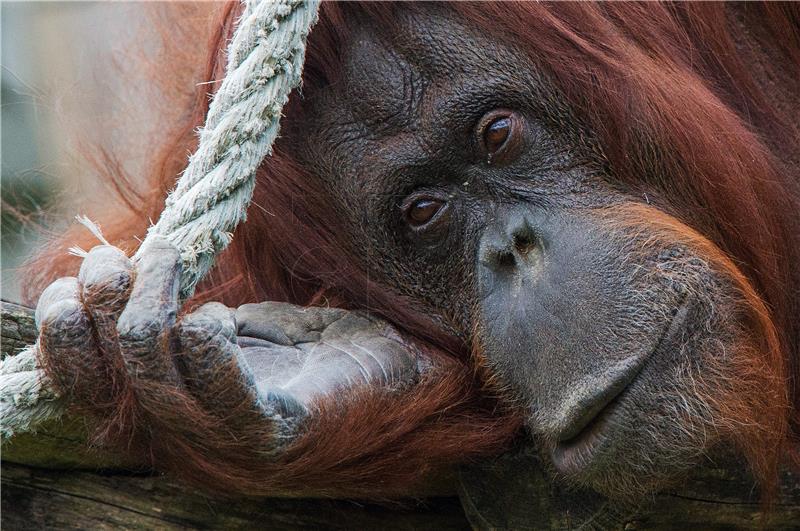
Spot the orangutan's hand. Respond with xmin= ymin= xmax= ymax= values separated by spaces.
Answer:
xmin=34 ymin=237 xmax=425 ymax=455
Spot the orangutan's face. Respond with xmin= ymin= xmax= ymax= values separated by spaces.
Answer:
xmin=287 ymin=5 xmax=785 ymax=500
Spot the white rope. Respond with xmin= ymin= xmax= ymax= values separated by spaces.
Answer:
xmin=0 ymin=347 xmax=65 ymax=439
xmin=0 ymin=0 xmax=320 ymax=440
xmin=141 ymin=0 xmax=320 ymax=298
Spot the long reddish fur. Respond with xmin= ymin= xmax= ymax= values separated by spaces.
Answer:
xmin=26 ymin=2 xmax=800 ymax=496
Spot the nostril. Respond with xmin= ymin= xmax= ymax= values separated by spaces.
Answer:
xmin=496 ymin=250 xmax=516 ymax=269
xmin=513 ymin=230 xmax=537 ymax=256
xmin=482 ymin=246 xmax=516 ymax=270
xmin=480 ymin=216 xmax=541 ymax=272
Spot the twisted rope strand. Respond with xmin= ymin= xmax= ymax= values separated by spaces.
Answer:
xmin=143 ymin=0 xmax=320 ymax=298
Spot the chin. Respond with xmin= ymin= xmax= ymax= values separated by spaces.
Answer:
xmin=540 ymin=290 xmax=787 ymax=502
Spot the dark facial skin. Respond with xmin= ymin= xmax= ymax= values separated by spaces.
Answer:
xmin=295 ymin=7 xmax=610 ymax=335
xmin=288 ymin=5 xmax=779 ymax=499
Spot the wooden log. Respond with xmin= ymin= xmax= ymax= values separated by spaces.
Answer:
xmin=0 ymin=463 xmax=470 ymax=530
xmin=1 ymin=300 xmax=36 ymax=358
xmin=3 ymin=300 xmax=800 ymax=529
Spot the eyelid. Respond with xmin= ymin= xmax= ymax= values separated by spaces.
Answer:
xmin=476 ymin=109 xmax=511 ymax=141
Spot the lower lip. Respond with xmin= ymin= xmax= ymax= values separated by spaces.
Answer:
xmin=549 ymin=395 xmax=621 ymax=475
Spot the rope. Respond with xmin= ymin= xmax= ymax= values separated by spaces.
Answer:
xmin=0 ymin=0 xmax=320 ymax=440
xmin=0 ymin=347 xmax=65 ymax=439
xmin=142 ymin=0 xmax=320 ymax=298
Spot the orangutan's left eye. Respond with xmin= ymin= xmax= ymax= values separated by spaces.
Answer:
xmin=477 ymin=110 xmax=524 ymax=164
xmin=484 ymin=116 xmax=511 ymax=153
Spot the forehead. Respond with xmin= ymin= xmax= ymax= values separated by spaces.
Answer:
xmin=336 ymin=7 xmax=524 ymax=129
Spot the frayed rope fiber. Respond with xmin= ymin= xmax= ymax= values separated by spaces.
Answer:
xmin=0 ymin=0 xmax=321 ymax=440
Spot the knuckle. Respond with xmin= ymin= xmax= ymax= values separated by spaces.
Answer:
xmin=236 ymin=301 xmax=301 ymax=322
xmin=117 ymin=311 xmax=169 ymax=344
xmin=199 ymin=302 xmax=236 ymax=325
xmin=39 ymin=299 xmax=86 ymax=331
xmin=135 ymin=254 xmax=182 ymax=283
xmin=138 ymin=235 xmax=181 ymax=262
xmin=38 ymin=277 xmax=78 ymax=305
xmin=36 ymin=277 xmax=80 ymax=328
xmin=80 ymin=246 xmax=133 ymax=294
xmin=83 ymin=275 xmax=133 ymax=312
xmin=234 ymin=302 xmax=262 ymax=322
xmin=84 ymin=244 xmax=130 ymax=265
xmin=180 ymin=305 xmax=236 ymax=346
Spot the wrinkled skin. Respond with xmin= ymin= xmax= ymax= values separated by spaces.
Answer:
xmin=36 ymin=4 xmax=784 ymax=502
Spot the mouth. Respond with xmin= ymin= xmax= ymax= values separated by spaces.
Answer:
xmin=549 ymin=301 xmax=691 ymax=476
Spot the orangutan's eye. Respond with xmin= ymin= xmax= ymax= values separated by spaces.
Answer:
xmin=484 ymin=117 xmax=511 ymax=153
xmin=477 ymin=110 xmax=524 ymax=164
xmin=404 ymin=197 xmax=446 ymax=228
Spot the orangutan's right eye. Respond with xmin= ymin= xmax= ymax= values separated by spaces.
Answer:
xmin=403 ymin=195 xmax=447 ymax=229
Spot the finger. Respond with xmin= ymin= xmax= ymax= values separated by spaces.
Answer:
xmin=35 ymin=277 xmax=99 ymax=399
xmin=116 ymin=236 xmax=181 ymax=384
xmin=178 ymin=303 xmax=306 ymax=425
xmin=236 ymin=302 xmax=345 ymax=346
xmin=36 ymin=277 xmax=80 ymax=330
xmin=79 ymin=245 xmax=133 ymax=352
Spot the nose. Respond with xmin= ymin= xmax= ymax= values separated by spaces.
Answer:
xmin=479 ymin=211 xmax=542 ymax=272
